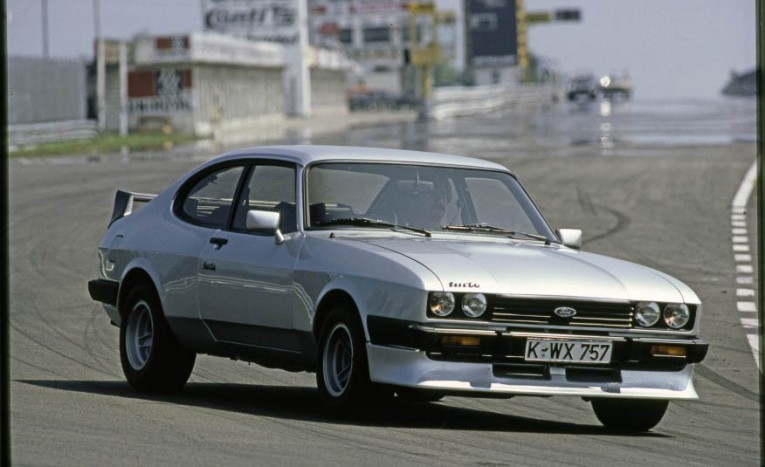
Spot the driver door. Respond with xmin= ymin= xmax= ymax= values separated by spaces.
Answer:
xmin=197 ymin=162 xmax=303 ymax=352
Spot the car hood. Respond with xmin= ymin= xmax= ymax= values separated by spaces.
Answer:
xmin=359 ymin=236 xmax=690 ymax=303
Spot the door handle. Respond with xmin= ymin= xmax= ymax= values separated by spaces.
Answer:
xmin=209 ymin=237 xmax=229 ymax=249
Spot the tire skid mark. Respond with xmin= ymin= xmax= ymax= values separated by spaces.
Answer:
xmin=382 ymin=405 xmax=578 ymax=464
xmin=228 ymin=396 xmax=495 ymax=464
xmin=10 ymin=322 xmax=116 ymax=378
xmin=582 ymin=203 xmax=632 ymax=245
xmin=156 ymin=386 xmax=442 ymax=464
xmin=273 ymin=415 xmax=481 ymax=465
xmin=667 ymin=397 xmax=752 ymax=432
xmin=272 ymin=419 xmax=430 ymax=463
xmin=136 ymin=402 xmax=260 ymax=460
xmin=576 ymin=188 xmax=597 ymax=216
xmin=22 ymin=291 xmax=102 ymax=367
xmin=585 ymin=434 xmax=683 ymax=463
xmin=87 ymin=304 xmax=118 ymax=352
xmin=694 ymin=364 xmax=759 ymax=403
xmin=12 ymin=307 xmax=94 ymax=370
xmin=590 ymin=431 xmax=713 ymax=465
xmin=288 ymin=419 xmax=449 ymax=464
xmin=11 ymin=355 xmax=68 ymax=379
xmin=27 ymin=213 xmax=97 ymax=285
xmin=13 ymin=192 xmax=118 ymax=376
xmin=94 ymin=394 xmax=243 ymax=460
xmin=82 ymin=305 xmax=121 ymax=373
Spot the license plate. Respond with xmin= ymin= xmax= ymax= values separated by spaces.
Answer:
xmin=524 ymin=339 xmax=613 ymax=364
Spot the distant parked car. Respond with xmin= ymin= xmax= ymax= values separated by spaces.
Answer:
xmin=89 ymin=145 xmax=708 ymax=432
xmin=722 ymin=69 xmax=756 ymax=97
xmin=393 ymin=91 xmax=423 ymax=109
xmin=599 ymin=74 xmax=632 ymax=100
xmin=566 ymin=74 xmax=598 ymax=102
xmin=348 ymin=90 xmax=421 ymax=111
xmin=349 ymin=90 xmax=398 ymax=110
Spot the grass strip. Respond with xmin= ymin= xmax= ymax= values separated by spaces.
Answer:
xmin=10 ymin=132 xmax=202 ymax=158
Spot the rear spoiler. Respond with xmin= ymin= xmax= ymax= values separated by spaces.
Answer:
xmin=109 ymin=189 xmax=157 ymax=226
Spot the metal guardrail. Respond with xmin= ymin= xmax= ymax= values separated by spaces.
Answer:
xmin=8 ymin=119 xmax=98 ymax=148
xmin=426 ymin=84 xmax=561 ymax=120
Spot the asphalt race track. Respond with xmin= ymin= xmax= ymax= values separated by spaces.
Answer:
xmin=8 ymin=112 xmax=760 ymax=465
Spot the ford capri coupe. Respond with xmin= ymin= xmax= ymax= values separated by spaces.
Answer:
xmin=89 ymin=145 xmax=708 ymax=432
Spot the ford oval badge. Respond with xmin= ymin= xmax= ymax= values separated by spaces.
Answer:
xmin=554 ymin=306 xmax=577 ymax=318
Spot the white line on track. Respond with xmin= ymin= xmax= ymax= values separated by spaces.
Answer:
xmin=737 ymin=265 xmax=754 ymax=274
xmin=737 ymin=302 xmax=757 ymax=313
xmin=737 ymin=288 xmax=756 ymax=297
xmin=731 ymin=161 xmax=759 ymax=369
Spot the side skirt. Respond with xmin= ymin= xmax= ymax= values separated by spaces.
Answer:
xmin=168 ymin=317 xmax=317 ymax=372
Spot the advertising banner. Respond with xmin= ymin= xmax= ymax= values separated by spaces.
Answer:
xmin=466 ymin=0 xmax=517 ymax=68
xmin=128 ymin=69 xmax=193 ymax=114
xmin=203 ymin=0 xmax=299 ymax=44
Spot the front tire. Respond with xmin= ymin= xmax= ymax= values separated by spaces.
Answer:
xmin=316 ymin=306 xmax=391 ymax=411
xmin=591 ymin=398 xmax=669 ymax=433
xmin=120 ymin=284 xmax=195 ymax=392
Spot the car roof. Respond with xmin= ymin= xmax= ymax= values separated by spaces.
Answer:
xmin=215 ymin=145 xmax=511 ymax=172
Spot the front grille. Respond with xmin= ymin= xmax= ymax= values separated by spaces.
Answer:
xmin=489 ymin=297 xmax=634 ymax=329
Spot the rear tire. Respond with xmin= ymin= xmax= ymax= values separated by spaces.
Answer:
xmin=316 ymin=305 xmax=392 ymax=411
xmin=591 ymin=398 xmax=669 ymax=433
xmin=120 ymin=284 xmax=195 ymax=393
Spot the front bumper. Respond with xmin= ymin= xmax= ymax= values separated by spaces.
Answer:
xmin=367 ymin=316 xmax=708 ymax=399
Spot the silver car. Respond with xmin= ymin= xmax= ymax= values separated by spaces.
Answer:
xmin=89 ymin=145 xmax=708 ymax=432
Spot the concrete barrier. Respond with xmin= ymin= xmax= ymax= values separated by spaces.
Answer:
xmin=426 ymin=84 xmax=561 ymax=120
xmin=8 ymin=120 xmax=98 ymax=148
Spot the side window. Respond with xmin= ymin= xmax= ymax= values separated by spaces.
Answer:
xmin=180 ymin=165 xmax=244 ymax=228
xmin=232 ymin=164 xmax=297 ymax=233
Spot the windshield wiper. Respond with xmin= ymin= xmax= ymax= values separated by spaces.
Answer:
xmin=316 ymin=217 xmax=431 ymax=237
xmin=441 ymin=224 xmax=550 ymax=244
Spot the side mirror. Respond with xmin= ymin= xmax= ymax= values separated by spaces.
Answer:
xmin=246 ymin=210 xmax=285 ymax=244
xmin=556 ymin=228 xmax=582 ymax=249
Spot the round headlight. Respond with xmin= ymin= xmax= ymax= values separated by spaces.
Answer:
xmin=461 ymin=293 xmax=487 ymax=318
xmin=635 ymin=302 xmax=661 ymax=327
xmin=664 ymin=303 xmax=690 ymax=329
xmin=429 ymin=292 xmax=455 ymax=317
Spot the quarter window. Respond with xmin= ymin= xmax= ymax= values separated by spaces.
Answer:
xmin=180 ymin=165 xmax=244 ymax=228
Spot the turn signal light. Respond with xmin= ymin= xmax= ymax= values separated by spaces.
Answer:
xmin=441 ymin=336 xmax=481 ymax=347
xmin=650 ymin=345 xmax=687 ymax=357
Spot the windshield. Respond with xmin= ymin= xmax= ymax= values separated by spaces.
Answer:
xmin=305 ymin=163 xmax=555 ymax=239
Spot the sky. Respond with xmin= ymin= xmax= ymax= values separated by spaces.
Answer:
xmin=5 ymin=0 xmax=757 ymax=99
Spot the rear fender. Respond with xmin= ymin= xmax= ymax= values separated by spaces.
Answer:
xmin=117 ymin=259 xmax=164 ymax=319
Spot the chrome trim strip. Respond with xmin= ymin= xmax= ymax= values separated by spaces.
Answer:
xmin=408 ymin=325 xmax=499 ymax=336
xmin=494 ymin=293 xmax=633 ymax=304
xmin=504 ymin=331 xmax=626 ymax=342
